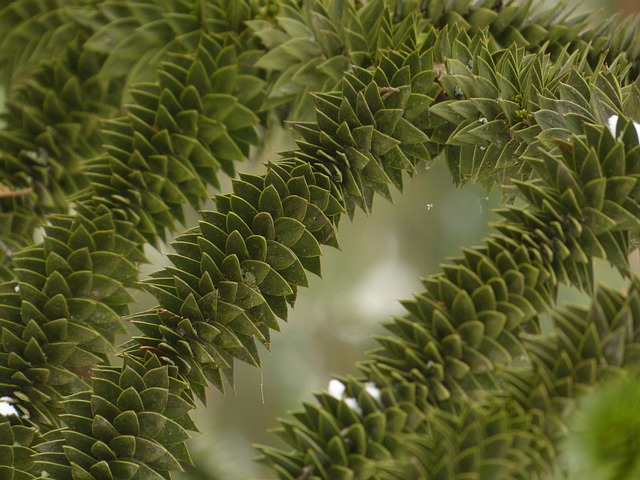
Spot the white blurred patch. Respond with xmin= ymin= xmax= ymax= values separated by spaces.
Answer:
xmin=0 ymin=398 xmax=18 ymax=417
xmin=607 ymin=114 xmax=619 ymax=137
xmin=327 ymin=380 xmax=383 ymax=416
xmin=328 ymin=379 xmax=346 ymax=399
xmin=607 ymin=115 xmax=640 ymax=142
xmin=344 ymin=397 xmax=362 ymax=416
xmin=364 ymin=382 xmax=382 ymax=405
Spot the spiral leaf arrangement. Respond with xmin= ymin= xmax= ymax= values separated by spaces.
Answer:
xmin=0 ymin=0 xmax=639 ymax=479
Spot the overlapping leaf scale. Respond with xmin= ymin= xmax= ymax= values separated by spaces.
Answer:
xmin=401 ymin=400 xmax=553 ymax=480
xmin=248 ymin=0 xmax=418 ymax=120
xmin=0 ymin=0 xmax=265 ymax=275
xmin=89 ymin=32 xmax=264 ymax=244
xmin=429 ymin=26 xmax=640 ymax=204
xmin=368 ymin=120 xmax=640 ymax=408
xmin=256 ymin=371 xmax=549 ymax=479
xmin=500 ymin=119 xmax=640 ymax=288
xmin=127 ymin=159 xmax=343 ymax=401
xmin=257 ymin=373 xmax=432 ymax=480
xmin=0 ymin=35 xmax=122 ymax=276
xmin=571 ymin=11 xmax=640 ymax=80
xmin=0 ymin=3 xmax=638 ymax=479
xmin=0 ymin=281 xmax=87 ymax=428
xmin=81 ymin=0 xmax=262 ymax=86
xmin=252 ymin=0 xmax=640 ymax=125
xmin=428 ymin=28 xmax=565 ymax=188
xmin=0 ymin=36 xmax=120 ymax=195
xmin=426 ymin=24 xmax=638 ymax=192
xmin=416 ymin=0 xmax=584 ymax=47
xmin=33 ymin=353 xmax=196 ymax=480
xmin=415 ymin=0 xmax=640 ymax=75
xmin=0 ymin=195 xmax=40 ymax=281
xmin=496 ymin=278 xmax=640 ymax=475
xmin=257 ymin=119 xmax=640 ymax=478
xmin=0 ymin=8 xmax=264 ymax=441
xmin=0 ymin=203 xmax=145 ymax=427
xmin=0 ymin=0 xmax=90 ymax=84
xmin=366 ymin=235 xmax=552 ymax=408
xmin=293 ymin=43 xmax=437 ymax=216
xmin=534 ymin=68 xmax=638 ymax=146
xmin=423 ymin=0 xmax=594 ymax=54
xmin=0 ymin=417 xmax=41 ymax=480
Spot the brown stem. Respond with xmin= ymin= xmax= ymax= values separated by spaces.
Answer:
xmin=614 ymin=0 xmax=640 ymax=14
xmin=0 ymin=186 xmax=33 ymax=198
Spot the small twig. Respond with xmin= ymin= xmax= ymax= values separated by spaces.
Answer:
xmin=379 ymin=86 xmax=400 ymax=100
xmin=296 ymin=465 xmax=316 ymax=480
xmin=0 ymin=186 xmax=33 ymax=199
xmin=67 ymin=365 xmax=95 ymax=379
xmin=433 ymin=63 xmax=447 ymax=80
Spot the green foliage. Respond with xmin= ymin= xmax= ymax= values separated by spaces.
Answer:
xmin=92 ymin=32 xmax=265 ymax=242
xmin=125 ymin=158 xmax=341 ymax=402
xmin=33 ymin=354 xmax=196 ymax=479
xmin=0 ymin=417 xmax=40 ymax=480
xmin=566 ymin=374 xmax=640 ymax=480
xmin=0 ymin=0 xmax=640 ymax=479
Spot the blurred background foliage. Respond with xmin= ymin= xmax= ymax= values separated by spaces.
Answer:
xmin=145 ymin=0 xmax=640 ymax=478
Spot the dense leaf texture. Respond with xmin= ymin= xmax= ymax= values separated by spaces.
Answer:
xmin=0 ymin=0 xmax=639 ymax=479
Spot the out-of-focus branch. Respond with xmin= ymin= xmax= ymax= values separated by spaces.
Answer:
xmin=614 ymin=0 xmax=640 ymax=14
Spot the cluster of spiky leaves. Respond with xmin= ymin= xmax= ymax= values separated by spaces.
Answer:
xmin=0 ymin=202 xmax=145 ymax=428
xmin=113 ymin=7 xmax=438 ymax=412
xmin=248 ymin=0 xmax=640 ymax=123
xmin=255 ymin=90 xmax=640 ymax=480
xmin=0 ymin=0 xmax=267 ymax=277
xmin=125 ymin=159 xmax=343 ymax=401
xmin=257 ymin=378 xmax=555 ymax=479
xmin=0 ymin=0 xmax=268 ymax=431
xmin=88 ymin=32 xmax=264 ymax=243
xmin=33 ymin=354 xmax=196 ymax=480
xmin=1 ymin=1 xmax=640 ymax=479
xmin=79 ymin=0 xmax=266 ymax=87
xmin=254 ymin=98 xmax=640 ymax=479
xmin=0 ymin=1 xmax=274 ymax=477
xmin=0 ymin=416 xmax=41 ymax=480
xmin=293 ymin=42 xmax=433 ymax=215
xmin=0 ymin=0 xmax=86 ymax=84
xmin=0 ymin=27 xmax=121 ymax=279
xmin=248 ymin=0 xmax=414 ymax=119
xmin=0 ymin=0 xmax=130 ymax=273
xmin=0 ymin=0 xmax=87 ymax=279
